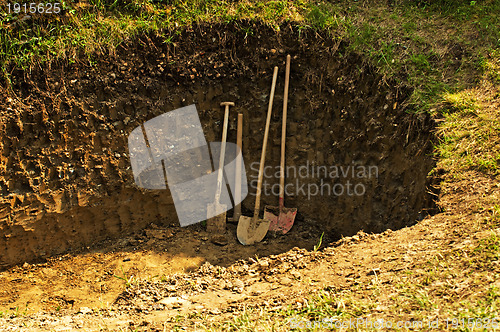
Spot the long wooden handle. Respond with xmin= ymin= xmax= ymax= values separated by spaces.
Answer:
xmin=254 ymin=66 xmax=279 ymax=218
xmin=215 ymin=105 xmax=230 ymax=201
xmin=233 ymin=113 xmax=243 ymax=220
xmin=279 ymin=55 xmax=291 ymax=205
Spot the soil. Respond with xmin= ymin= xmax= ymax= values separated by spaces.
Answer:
xmin=0 ymin=219 xmax=324 ymax=317
xmin=0 ymin=20 xmax=442 ymax=330
xmin=0 ymin=169 xmax=494 ymax=331
xmin=0 ymin=21 xmax=437 ymax=270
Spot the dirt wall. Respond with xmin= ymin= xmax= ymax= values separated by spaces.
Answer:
xmin=0 ymin=21 xmax=436 ymax=268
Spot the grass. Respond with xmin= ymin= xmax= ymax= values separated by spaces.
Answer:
xmin=1 ymin=0 xmax=499 ymax=112
xmin=436 ymin=71 xmax=500 ymax=177
xmin=313 ymin=232 xmax=324 ymax=252
xmin=0 ymin=304 xmax=29 ymax=319
xmin=187 ymin=226 xmax=500 ymax=331
xmin=113 ymin=266 xmax=135 ymax=288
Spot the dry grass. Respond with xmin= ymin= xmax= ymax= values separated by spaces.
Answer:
xmin=436 ymin=86 xmax=500 ymax=177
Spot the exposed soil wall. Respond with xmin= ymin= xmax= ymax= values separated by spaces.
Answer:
xmin=0 ymin=21 xmax=436 ymax=269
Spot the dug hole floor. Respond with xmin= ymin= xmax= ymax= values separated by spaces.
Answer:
xmin=0 ymin=168 xmax=499 ymax=331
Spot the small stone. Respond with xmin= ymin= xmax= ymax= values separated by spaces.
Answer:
xmin=79 ymin=307 xmax=92 ymax=314
xmin=165 ymin=285 xmax=176 ymax=292
xmin=258 ymin=260 xmax=269 ymax=268
xmin=211 ymin=235 xmax=228 ymax=246
xmin=233 ymin=279 xmax=244 ymax=289
xmin=158 ymin=297 xmax=190 ymax=308
xmin=280 ymin=277 xmax=293 ymax=286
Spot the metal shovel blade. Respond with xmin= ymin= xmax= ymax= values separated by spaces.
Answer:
xmin=207 ymin=203 xmax=227 ymax=234
xmin=265 ymin=201 xmax=297 ymax=234
xmin=237 ymin=216 xmax=270 ymax=245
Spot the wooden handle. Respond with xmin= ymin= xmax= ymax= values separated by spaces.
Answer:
xmin=215 ymin=103 xmax=231 ymax=201
xmin=254 ymin=66 xmax=279 ymax=218
xmin=279 ymin=55 xmax=291 ymax=204
xmin=233 ymin=113 xmax=243 ymax=220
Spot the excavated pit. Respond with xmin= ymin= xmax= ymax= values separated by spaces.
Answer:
xmin=0 ymin=22 xmax=437 ymax=269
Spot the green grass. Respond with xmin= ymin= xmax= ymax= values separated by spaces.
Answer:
xmin=113 ymin=265 xmax=135 ymax=288
xmin=313 ymin=232 xmax=324 ymax=252
xmin=472 ymin=232 xmax=500 ymax=270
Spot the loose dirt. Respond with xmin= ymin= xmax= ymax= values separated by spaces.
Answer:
xmin=0 ymin=219 xmax=323 ymax=316
xmin=1 ymin=169 xmax=496 ymax=331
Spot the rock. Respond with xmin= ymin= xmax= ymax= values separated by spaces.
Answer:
xmin=233 ymin=279 xmax=244 ymax=289
xmin=158 ymin=297 xmax=190 ymax=308
xmin=280 ymin=277 xmax=293 ymax=286
xmin=210 ymin=235 xmax=228 ymax=246
xmin=79 ymin=307 xmax=92 ymax=314
xmin=258 ymin=260 xmax=269 ymax=269
xmin=165 ymin=285 xmax=176 ymax=292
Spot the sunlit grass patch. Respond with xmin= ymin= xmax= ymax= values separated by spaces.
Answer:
xmin=436 ymin=84 xmax=500 ymax=177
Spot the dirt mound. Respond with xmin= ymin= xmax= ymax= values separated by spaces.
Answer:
xmin=0 ymin=21 xmax=437 ymax=269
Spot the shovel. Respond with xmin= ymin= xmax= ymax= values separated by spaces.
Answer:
xmin=207 ymin=102 xmax=234 ymax=234
xmin=237 ymin=66 xmax=278 ymax=245
xmin=229 ymin=112 xmax=244 ymax=223
xmin=265 ymin=55 xmax=297 ymax=234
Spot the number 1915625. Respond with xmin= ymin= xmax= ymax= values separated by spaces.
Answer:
xmin=7 ymin=3 xmax=61 ymax=14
